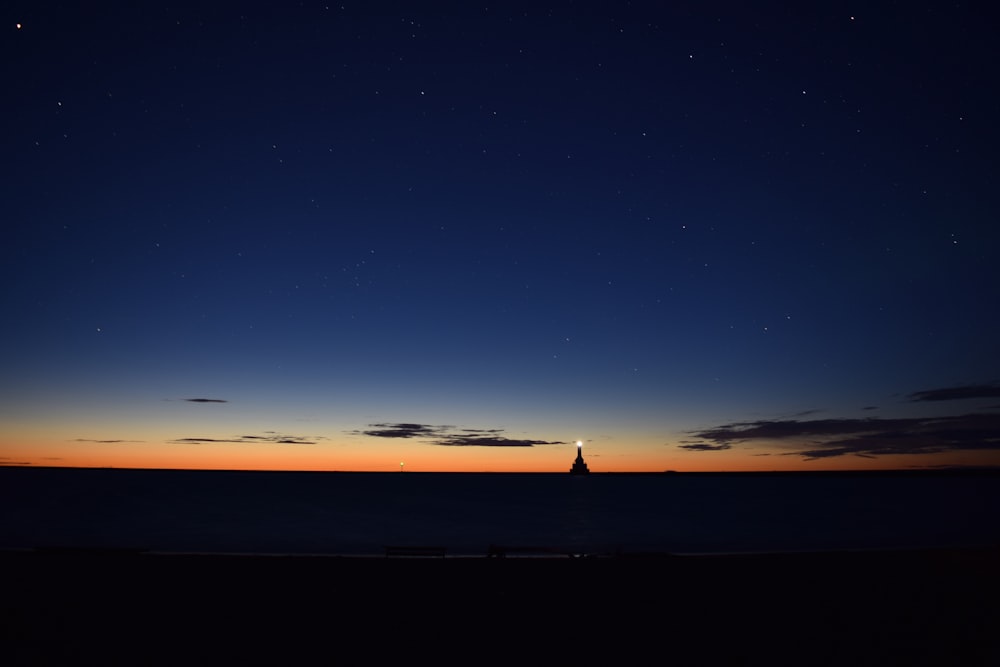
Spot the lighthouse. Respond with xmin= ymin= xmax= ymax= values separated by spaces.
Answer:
xmin=569 ymin=440 xmax=590 ymax=475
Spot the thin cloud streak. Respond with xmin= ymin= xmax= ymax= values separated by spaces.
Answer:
xmin=907 ymin=384 xmax=1000 ymax=402
xmin=361 ymin=423 xmax=445 ymax=439
xmin=678 ymin=443 xmax=732 ymax=452
xmin=74 ymin=439 xmax=144 ymax=444
xmin=359 ymin=422 xmax=563 ymax=447
xmin=433 ymin=435 xmax=564 ymax=447
xmin=171 ymin=432 xmax=322 ymax=445
xmin=686 ymin=412 xmax=1000 ymax=461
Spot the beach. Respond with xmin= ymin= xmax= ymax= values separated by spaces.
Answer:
xmin=2 ymin=547 xmax=998 ymax=666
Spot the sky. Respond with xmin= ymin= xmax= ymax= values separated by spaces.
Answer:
xmin=2 ymin=1 xmax=999 ymax=472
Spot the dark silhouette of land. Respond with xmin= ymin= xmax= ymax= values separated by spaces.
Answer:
xmin=2 ymin=466 xmax=998 ymax=664
xmin=1 ymin=547 xmax=997 ymax=666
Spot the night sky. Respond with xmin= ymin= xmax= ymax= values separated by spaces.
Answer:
xmin=3 ymin=2 xmax=999 ymax=472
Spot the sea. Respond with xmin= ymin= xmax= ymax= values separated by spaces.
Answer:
xmin=1 ymin=466 xmax=998 ymax=556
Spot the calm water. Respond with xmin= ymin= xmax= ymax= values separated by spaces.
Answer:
xmin=1 ymin=467 xmax=998 ymax=555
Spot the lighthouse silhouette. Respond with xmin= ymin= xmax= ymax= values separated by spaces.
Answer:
xmin=569 ymin=440 xmax=590 ymax=474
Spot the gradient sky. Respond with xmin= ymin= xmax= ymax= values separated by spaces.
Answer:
xmin=3 ymin=2 xmax=999 ymax=472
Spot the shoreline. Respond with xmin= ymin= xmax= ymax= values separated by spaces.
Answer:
xmin=5 ymin=464 xmax=1000 ymax=476
xmin=4 ymin=542 xmax=999 ymax=559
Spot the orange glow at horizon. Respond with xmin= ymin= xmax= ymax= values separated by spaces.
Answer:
xmin=4 ymin=433 xmax=995 ymax=473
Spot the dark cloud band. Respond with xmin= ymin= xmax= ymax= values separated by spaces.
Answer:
xmin=907 ymin=384 xmax=1000 ymax=402
xmin=171 ymin=432 xmax=320 ymax=445
xmin=360 ymin=422 xmax=563 ymax=447
xmin=686 ymin=412 xmax=1000 ymax=460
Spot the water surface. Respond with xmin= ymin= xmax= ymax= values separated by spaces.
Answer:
xmin=2 ymin=467 xmax=997 ymax=555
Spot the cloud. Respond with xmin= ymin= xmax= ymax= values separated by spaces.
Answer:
xmin=433 ymin=435 xmax=564 ymax=447
xmin=685 ymin=413 xmax=1000 ymax=461
xmin=75 ymin=439 xmax=127 ymax=443
xmin=691 ymin=417 xmax=914 ymax=443
xmin=361 ymin=423 xmax=446 ymax=438
xmin=678 ymin=443 xmax=732 ymax=452
xmin=173 ymin=437 xmax=234 ymax=443
xmin=74 ymin=438 xmax=147 ymax=444
xmin=907 ymin=384 xmax=1000 ymax=402
xmin=171 ymin=432 xmax=321 ymax=445
xmin=184 ymin=398 xmax=228 ymax=403
xmin=359 ymin=422 xmax=564 ymax=447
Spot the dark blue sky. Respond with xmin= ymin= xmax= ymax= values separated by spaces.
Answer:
xmin=3 ymin=2 xmax=999 ymax=471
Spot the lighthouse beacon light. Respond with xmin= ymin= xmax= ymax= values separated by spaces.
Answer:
xmin=570 ymin=439 xmax=590 ymax=475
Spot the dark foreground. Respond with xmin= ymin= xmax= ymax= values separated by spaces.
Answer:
xmin=2 ymin=548 xmax=998 ymax=666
